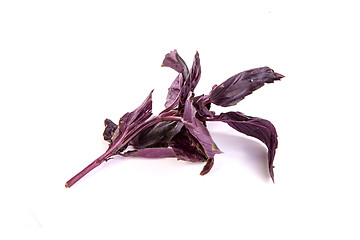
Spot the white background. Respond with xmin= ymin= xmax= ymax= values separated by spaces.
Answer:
xmin=1 ymin=0 xmax=359 ymax=239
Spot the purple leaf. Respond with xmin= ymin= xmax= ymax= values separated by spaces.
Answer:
xmin=192 ymin=95 xmax=214 ymax=118
xmin=121 ymin=148 xmax=177 ymax=158
xmin=162 ymin=50 xmax=189 ymax=77
xmin=209 ymin=67 xmax=284 ymax=107
xmin=164 ymin=73 xmax=183 ymax=108
xmin=200 ymin=158 xmax=214 ymax=176
xmin=130 ymin=121 xmax=183 ymax=149
xmin=103 ymin=119 xmax=118 ymax=143
xmin=110 ymin=90 xmax=154 ymax=150
xmin=169 ymin=127 xmax=208 ymax=162
xmin=209 ymin=111 xmax=278 ymax=182
xmin=183 ymin=98 xmax=222 ymax=159
xmin=188 ymin=51 xmax=201 ymax=92
xmin=179 ymin=51 xmax=201 ymax=108
xmin=169 ymin=127 xmax=216 ymax=175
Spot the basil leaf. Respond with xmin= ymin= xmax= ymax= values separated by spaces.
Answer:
xmin=209 ymin=67 xmax=284 ymax=107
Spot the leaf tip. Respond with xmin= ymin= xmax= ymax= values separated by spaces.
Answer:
xmin=200 ymin=158 xmax=214 ymax=176
xmin=199 ymin=167 xmax=211 ymax=176
xmin=270 ymin=167 xmax=275 ymax=183
xmin=274 ymin=72 xmax=285 ymax=80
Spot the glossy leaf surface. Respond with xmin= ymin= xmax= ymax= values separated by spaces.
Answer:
xmin=130 ymin=121 xmax=183 ymax=149
xmin=209 ymin=67 xmax=284 ymax=107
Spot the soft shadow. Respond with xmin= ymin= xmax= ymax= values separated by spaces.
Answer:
xmin=210 ymin=131 xmax=270 ymax=182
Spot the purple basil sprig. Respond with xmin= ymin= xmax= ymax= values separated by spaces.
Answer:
xmin=65 ymin=50 xmax=284 ymax=188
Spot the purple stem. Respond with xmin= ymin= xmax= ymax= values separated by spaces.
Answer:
xmin=65 ymin=115 xmax=183 ymax=188
xmin=65 ymin=157 xmax=102 ymax=188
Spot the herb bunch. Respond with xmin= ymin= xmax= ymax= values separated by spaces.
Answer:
xmin=65 ymin=50 xmax=284 ymax=188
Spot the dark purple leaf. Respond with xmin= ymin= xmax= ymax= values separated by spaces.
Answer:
xmin=209 ymin=111 xmax=278 ymax=182
xmin=193 ymin=95 xmax=214 ymax=118
xmin=121 ymin=148 xmax=177 ymax=158
xmin=209 ymin=67 xmax=284 ymax=107
xmin=179 ymin=51 xmax=201 ymax=108
xmin=170 ymin=127 xmax=216 ymax=175
xmin=189 ymin=51 xmax=201 ymax=92
xmin=130 ymin=121 xmax=183 ymax=149
xmin=164 ymin=73 xmax=183 ymax=108
xmin=109 ymin=90 xmax=154 ymax=152
xmin=183 ymin=98 xmax=222 ymax=159
xmin=103 ymin=119 xmax=118 ymax=143
xmin=169 ymin=127 xmax=208 ymax=162
xmin=178 ymin=77 xmax=192 ymax=109
xmin=200 ymin=158 xmax=214 ymax=176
